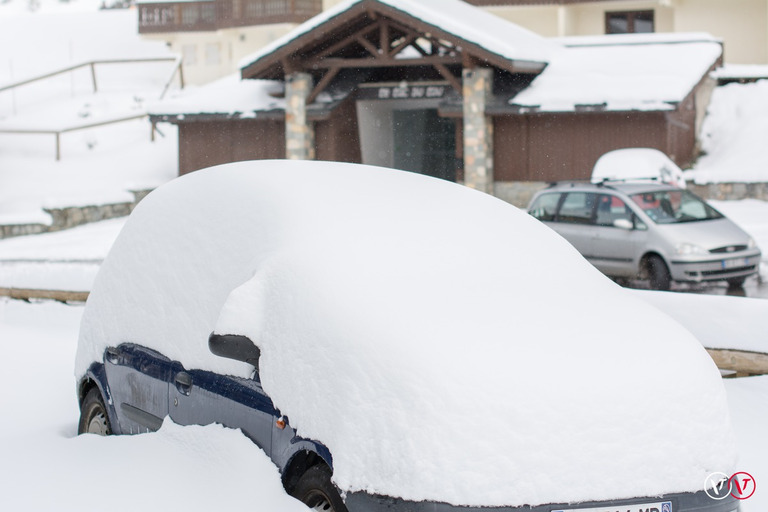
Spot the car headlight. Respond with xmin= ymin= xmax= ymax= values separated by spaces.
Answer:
xmin=676 ymin=242 xmax=708 ymax=255
xmin=748 ymin=237 xmax=757 ymax=249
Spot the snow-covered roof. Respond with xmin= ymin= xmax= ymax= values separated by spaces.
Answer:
xmin=511 ymin=33 xmax=722 ymax=113
xmin=239 ymin=0 xmax=554 ymax=76
xmin=147 ymin=74 xmax=284 ymax=118
xmin=711 ymin=63 xmax=768 ymax=80
xmin=77 ymin=160 xmax=736 ymax=508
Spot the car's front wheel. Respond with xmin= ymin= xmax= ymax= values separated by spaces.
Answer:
xmin=291 ymin=464 xmax=348 ymax=512
xmin=647 ymin=255 xmax=671 ymax=291
xmin=78 ymin=387 xmax=112 ymax=436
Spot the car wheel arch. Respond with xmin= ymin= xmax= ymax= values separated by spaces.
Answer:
xmin=282 ymin=449 xmax=333 ymax=494
xmin=639 ymin=251 xmax=668 ymax=276
xmin=77 ymin=364 xmax=120 ymax=434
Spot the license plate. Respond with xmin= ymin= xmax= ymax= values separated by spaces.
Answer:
xmin=551 ymin=501 xmax=672 ymax=512
xmin=722 ymin=258 xmax=748 ymax=269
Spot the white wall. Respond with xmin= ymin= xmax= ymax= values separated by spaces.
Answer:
xmin=145 ymin=23 xmax=298 ymax=85
xmin=482 ymin=0 xmax=767 ymax=64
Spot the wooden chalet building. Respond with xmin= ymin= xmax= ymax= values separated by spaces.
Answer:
xmin=150 ymin=0 xmax=723 ymax=205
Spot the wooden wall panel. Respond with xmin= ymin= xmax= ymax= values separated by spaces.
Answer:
xmin=315 ymin=98 xmax=362 ymax=164
xmin=494 ymin=111 xmax=673 ymax=182
xmin=178 ymin=119 xmax=285 ymax=175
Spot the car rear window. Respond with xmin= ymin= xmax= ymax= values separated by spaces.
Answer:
xmin=557 ymin=192 xmax=597 ymax=224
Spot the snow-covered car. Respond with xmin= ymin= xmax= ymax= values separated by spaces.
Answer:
xmin=76 ymin=160 xmax=738 ymax=512
xmin=528 ymin=181 xmax=761 ymax=290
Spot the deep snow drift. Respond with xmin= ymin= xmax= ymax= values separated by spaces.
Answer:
xmin=78 ymin=160 xmax=735 ymax=507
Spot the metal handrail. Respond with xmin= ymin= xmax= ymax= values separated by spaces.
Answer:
xmin=0 ymin=114 xmax=149 ymax=160
xmin=0 ymin=56 xmax=184 ymax=160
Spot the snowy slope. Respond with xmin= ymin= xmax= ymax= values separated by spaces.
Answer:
xmin=0 ymin=1 xmax=179 ymax=225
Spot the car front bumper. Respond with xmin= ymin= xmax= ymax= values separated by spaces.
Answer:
xmin=669 ymin=249 xmax=761 ymax=283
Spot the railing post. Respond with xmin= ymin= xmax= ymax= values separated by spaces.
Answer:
xmin=55 ymin=132 xmax=61 ymax=161
xmin=90 ymin=62 xmax=97 ymax=93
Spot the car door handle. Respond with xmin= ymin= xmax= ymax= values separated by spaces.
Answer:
xmin=174 ymin=372 xmax=193 ymax=396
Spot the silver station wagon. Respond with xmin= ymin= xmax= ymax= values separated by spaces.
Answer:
xmin=528 ymin=181 xmax=762 ymax=290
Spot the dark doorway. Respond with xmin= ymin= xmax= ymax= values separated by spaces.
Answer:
xmin=393 ymin=109 xmax=456 ymax=181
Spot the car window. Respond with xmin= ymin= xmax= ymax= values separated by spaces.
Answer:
xmin=557 ymin=192 xmax=597 ymax=224
xmin=529 ymin=193 xmax=561 ymax=221
xmin=629 ymin=190 xmax=723 ymax=224
xmin=595 ymin=194 xmax=633 ymax=227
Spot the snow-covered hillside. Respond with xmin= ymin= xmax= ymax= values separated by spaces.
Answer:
xmin=0 ymin=0 xmax=179 ymax=225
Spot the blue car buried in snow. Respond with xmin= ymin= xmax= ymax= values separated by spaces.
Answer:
xmin=76 ymin=160 xmax=739 ymax=512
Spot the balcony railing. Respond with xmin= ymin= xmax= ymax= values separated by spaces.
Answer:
xmin=139 ymin=0 xmax=322 ymax=34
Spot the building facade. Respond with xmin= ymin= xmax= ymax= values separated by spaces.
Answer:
xmin=150 ymin=0 xmax=722 ymax=205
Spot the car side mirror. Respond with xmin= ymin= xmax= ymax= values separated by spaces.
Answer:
xmin=209 ymin=333 xmax=260 ymax=368
xmin=613 ymin=218 xmax=633 ymax=230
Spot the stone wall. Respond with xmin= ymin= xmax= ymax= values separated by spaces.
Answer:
xmin=0 ymin=189 xmax=153 ymax=240
xmin=494 ymin=181 xmax=549 ymax=208
xmin=688 ymin=182 xmax=768 ymax=201
xmin=495 ymin=181 xmax=768 ymax=209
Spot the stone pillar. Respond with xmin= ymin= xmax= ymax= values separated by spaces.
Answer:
xmin=285 ymin=72 xmax=315 ymax=160
xmin=462 ymin=67 xmax=494 ymax=194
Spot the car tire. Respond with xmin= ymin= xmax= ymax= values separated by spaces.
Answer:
xmin=726 ymin=276 xmax=746 ymax=288
xmin=291 ymin=464 xmax=348 ymax=512
xmin=647 ymin=255 xmax=671 ymax=291
xmin=78 ymin=387 xmax=112 ymax=436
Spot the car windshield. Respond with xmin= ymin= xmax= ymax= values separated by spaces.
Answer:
xmin=629 ymin=189 xmax=723 ymax=224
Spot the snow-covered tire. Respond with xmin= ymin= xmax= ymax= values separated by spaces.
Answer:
xmin=647 ymin=255 xmax=671 ymax=291
xmin=78 ymin=387 xmax=112 ymax=436
xmin=291 ymin=464 xmax=348 ymax=512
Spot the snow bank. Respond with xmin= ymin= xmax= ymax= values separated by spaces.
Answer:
xmin=79 ymin=160 xmax=735 ymax=507
xmin=711 ymin=199 xmax=768 ymax=280
xmin=591 ymin=148 xmax=686 ymax=188
xmin=633 ymin=290 xmax=768 ymax=353
xmin=689 ymin=80 xmax=768 ymax=184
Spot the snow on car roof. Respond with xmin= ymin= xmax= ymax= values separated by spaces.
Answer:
xmin=77 ymin=160 xmax=735 ymax=507
xmin=592 ymin=148 xmax=686 ymax=188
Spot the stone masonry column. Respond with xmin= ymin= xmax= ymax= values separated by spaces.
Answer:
xmin=462 ymin=67 xmax=494 ymax=194
xmin=285 ymin=72 xmax=315 ymax=160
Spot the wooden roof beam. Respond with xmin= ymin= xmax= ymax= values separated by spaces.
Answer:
xmin=380 ymin=19 xmax=390 ymax=57
xmin=311 ymin=55 xmax=462 ymax=69
xmin=314 ymin=23 xmax=380 ymax=61
xmin=434 ymin=63 xmax=462 ymax=94
xmin=306 ymin=66 xmax=341 ymax=105
xmin=356 ymin=35 xmax=381 ymax=58
xmin=389 ymin=33 xmax=418 ymax=58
